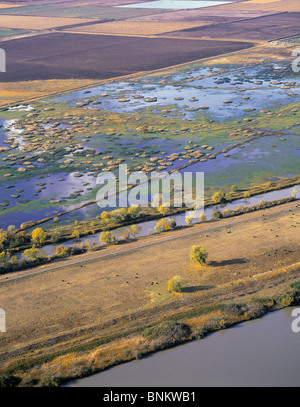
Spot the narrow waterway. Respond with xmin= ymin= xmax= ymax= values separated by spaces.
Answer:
xmin=65 ymin=307 xmax=300 ymax=387
xmin=37 ymin=184 xmax=299 ymax=258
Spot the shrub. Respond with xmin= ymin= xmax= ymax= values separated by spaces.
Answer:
xmin=70 ymin=229 xmax=81 ymax=240
xmin=122 ymin=229 xmax=131 ymax=241
xmin=0 ymin=374 xmax=20 ymax=387
xmin=38 ymin=375 xmax=60 ymax=387
xmin=50 ymin=229 xmax=60 ymax=244
xmin=166 ymin=218 xmax=177 ymax=229
xmin=244 ymin=303 xmax=267 ymax=319
xmin=0 ymin=229 xmax=8 ymax=251
xmin=212 ymin=191 xmax=227 ymax=204
xmin=23 ymin=247 xmax=39 ymax=261
xmin=221 ymin=303 xmax=244 ymax=316
xmin=199 ymin=213 xmax=206 ymax=222
xmin=167 ymin=276 xmax=183 ymax=293
xmin=290 ymin=280 xmax=300 ymax=291
xmin=55 ymin=245 xmax=69 ymax=257
xmin=190 ymin=245 xmax=208 ymax=266
xmin=142 ymin=321 xmax=191 ymax=343
xmin=19 ymin=374 xmax=36 ymax=387
xmin=100 ymin=231 xmax=116 ymax=245
xmin=154 ymin=219 xmax=165 ymax=233
xmin=185 ymin=217 xmax=193 ymax=225
xmin=212 ymin=208 xmax=222 ymax=219
xmin=130 ymin=224 xmax=141 ymax=238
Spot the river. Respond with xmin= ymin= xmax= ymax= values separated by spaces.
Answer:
xmin=65 ymin=307 xmax=300 ymax=387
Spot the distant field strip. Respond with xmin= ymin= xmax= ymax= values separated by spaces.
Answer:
xmin=0 ymin=28 xmax=26 ymax=38
xmin=0 ymin=15 xmax=95 ymax=30
xmin=0 ymin=6 xmax=170 ymax=19
xmin=66 ymin=20 xmax=210 ymax=36
xmin=0 ymin=4 xmax=22 ymax=9
xmin=215 ymin=0 xmax=300 ymax=11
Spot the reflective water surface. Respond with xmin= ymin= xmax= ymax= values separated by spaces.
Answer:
xmin=66 ymin=307 xmax=300 ymax=387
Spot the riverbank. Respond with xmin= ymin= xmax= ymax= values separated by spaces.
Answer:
xmin=0 ymin=201 xmax=299 ymax=386
xmin=65 ymin=306 xmax=300 ymax=387
xmin=1 ymin=281 xmax=300 ymax=387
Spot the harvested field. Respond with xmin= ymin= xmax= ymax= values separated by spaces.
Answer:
xmin=0 ymin=5 xmax=170 ymax=19
xmin=0 ymin=32 xmax=253 ymax=82
xmin=66 ymin=20 xmax=210 ymax=36
xmin=0 ymin=78 xmax=99 ymax=106
xmin=0 ymin=4 xmax=22 ymax=9
xmin=215 ymin=0 xmax=300 ymax=12
xmin=163 ymin=12 xmax=300 ymax=41
xmin=0 ymin=15 xmax=94 ymax=30
xmin=137 ymin=9 xmax=277 ymax=21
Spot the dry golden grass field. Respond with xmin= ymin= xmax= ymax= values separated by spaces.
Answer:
xmin=0 ymin=201 xmax=299 ymax=374
xmin=0 ymin=4 xmax=22 ymax=9
xmin=216 ymin=0 xmax=300 ymax=12
xmin=0 ymin=15 xmax=94 ymax=30
xmin=66 ymin=20 xmax=210 ymax=36
xmin=0 ymin=79 xmax=99 ymax=106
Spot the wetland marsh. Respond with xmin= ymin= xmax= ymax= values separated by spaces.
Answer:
xmin=0 ymin=59 xmax=299 ymax=231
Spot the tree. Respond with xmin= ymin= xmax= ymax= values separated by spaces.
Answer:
xmin=157 ymin=204 xmax=169 ymax=215
xmin=31 ymin=228 xmax=47 ymax=247
xmin=199 ymin=213 xmax=206 ymax=222
xmin=231 ymin=185 xmax=237 ymax=192
xmin=7 ymin=225 xmax=15 ymax=233
xmin=100 ymin=231 xmax=116 ymax=245
xmin=127 ymin=205 xmax=140 ymax=219
xmin=167 ymin=276 xmax=183 ymax=293
xmin=292 ymin=188 xmax=297 ymax=199
xmin=166 ymin=218 xmax=177 ymax=230
xmin=0 ymin=229 xmax=8 ymax=251
xmin=122 ymin=229 xmax=131 ymax=241
xmin=23 ymin=247 xmax=39 ymax=261
xmin=0 ymin=251 xmax=9 ymax=266
xmin=190 ymin=245 xmax=208 ymax=266
xmin=130 ymin=224 xmax=141 ymax=238
xmin=154 ymin=218 xmax=165 ymax=233
xmin=212 ymin=208 xmax=222 ymax=219
xmin=212 ymin=191 xmax=226 ymax=204
xmin=50 ymin=229 xmax=60 ymax=244
xmin=185 ymin=217 xmax=193 ymax=226
xmin=55 ymin=245 xmax=68 ymax=257
xmin=141 ymin=123 xmax=149 ymax=133
xmin=71 ymin=229 xmax=80 ymax=240
xmin=100 ymin=211 xmax=111 ymax=222
xmin=244 ymin=190 xmax=250 ymax=199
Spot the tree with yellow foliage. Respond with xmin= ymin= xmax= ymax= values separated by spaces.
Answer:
xmin=31 ymin=228 xmax=47 ymax=247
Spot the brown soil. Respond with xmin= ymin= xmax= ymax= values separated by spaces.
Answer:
xmin=0 ymin=32 xmax=253 ymax=82
xmin=163 ymin=12 xmax=300 ymax=41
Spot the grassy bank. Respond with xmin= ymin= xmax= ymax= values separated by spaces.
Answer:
xmin=1 ymin=279 xmax=299 ymax=387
